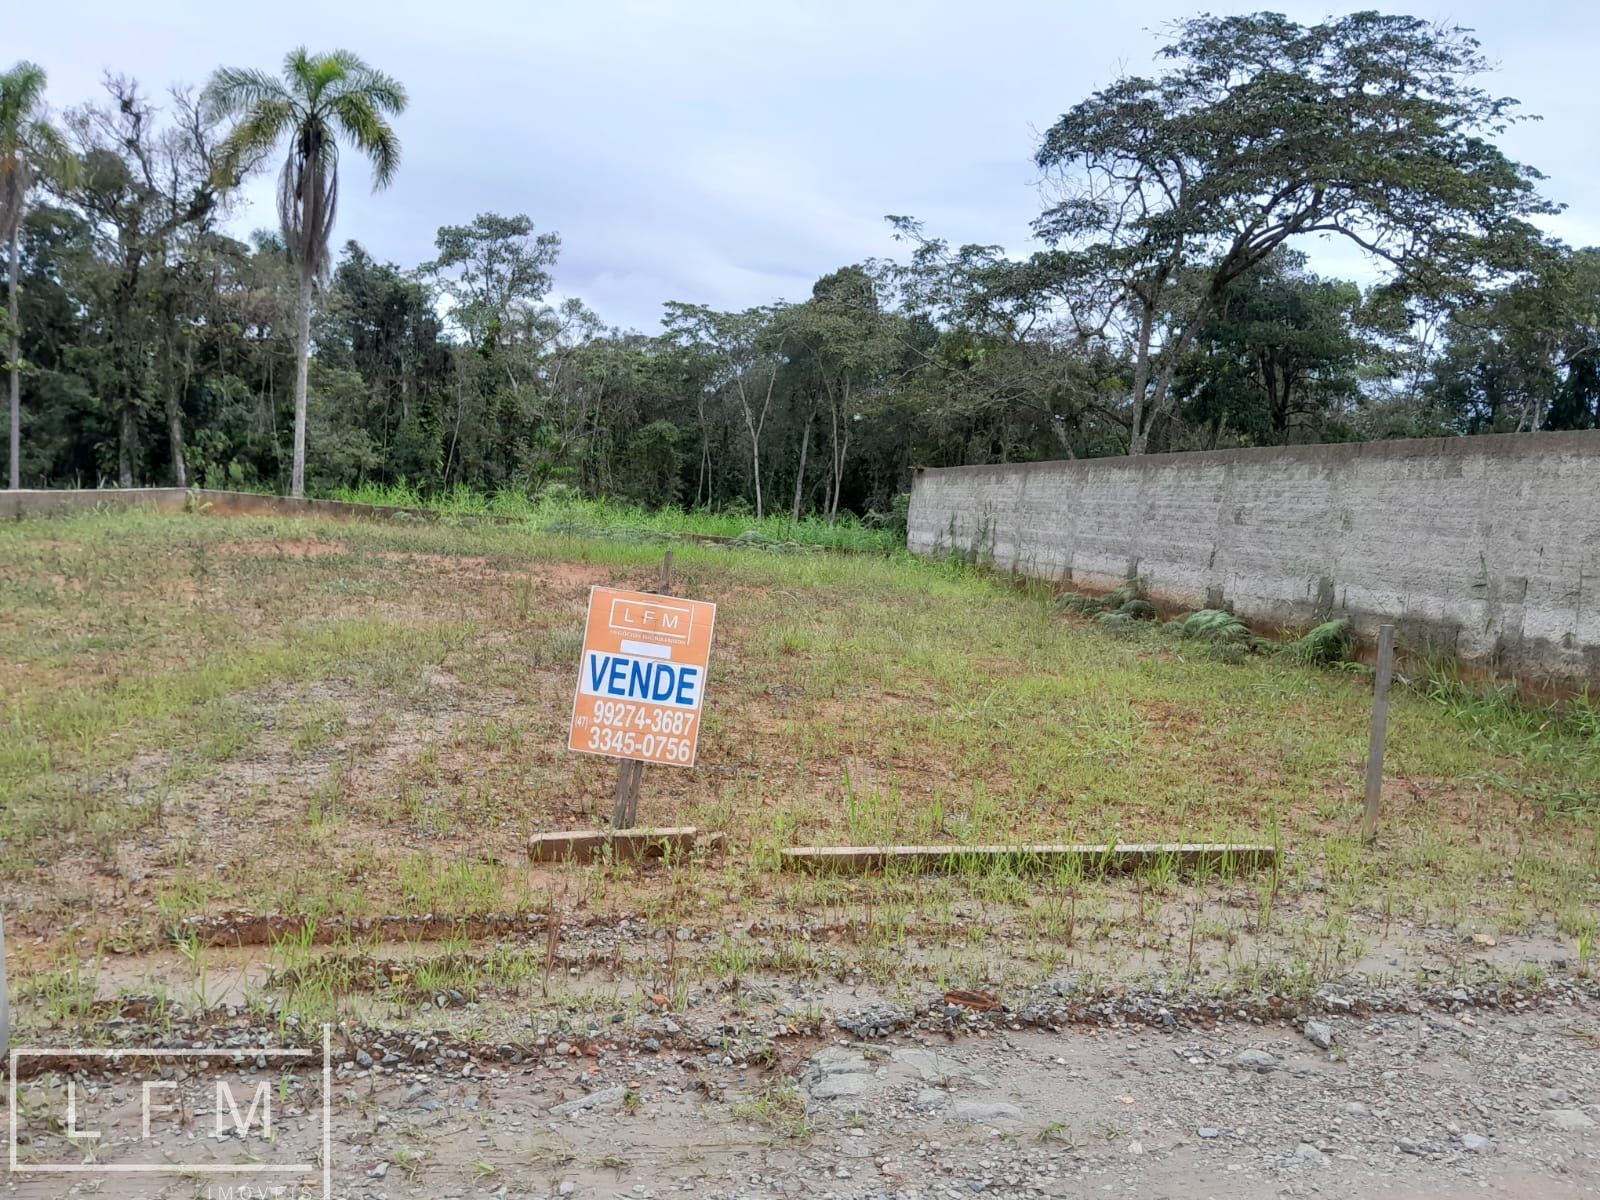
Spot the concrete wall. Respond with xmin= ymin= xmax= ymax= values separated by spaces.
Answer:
xmin=0 ymin=487 xmax=191 ymax=519
xmin=0 ymin=487 xmax=440 ymax=524
xmin=908 ymin=432 xmax=1600 ymax=684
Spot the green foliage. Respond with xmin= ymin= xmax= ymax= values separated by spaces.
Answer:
xmin=1175 ymin=250 xmax=1373 ymax=445
xmin=864 ymin=492 xmax=911 ymax=537
xmin=2 ymin=61 xmax=77 ymax=242
xmin=1204 ymin=642 xmax=1250 ymax=665
xmin=204 ymin=47 xmax=409 ymax=497
xmin=1425 ymin=246 xmax=1600 ymax=434
xmin=618 ymin=420 xmax=685 ymax=509
xmin=3 ymin=18 xmax=1580 ymax=507
xmin=206 ymin=48 xmax=409 ymax=279
xmin=1285 ymin=619 xmax=1353 ymax=667
xmin=1177 ymin=609 xmax=1251 ymax=644
xmin=1104 ymin=579 xmax=1146 ymax=606
xmin=1056 ymin=592 xmax=1110 ymax=615
xmin=1419 ymin=670 xmax=1600 ymax=816
xmin=1056 ymin=579 xmax=1150 ymax=618
xmin=1032 ymin=10 xmax=1554 ymax=452
xmin=424 ymin=212 xmax=560 ymax=350
xmin=4 ymin=510 xmax=1600 ymax=1020
xmin=328 ymin=483 xmax=904 ymax=552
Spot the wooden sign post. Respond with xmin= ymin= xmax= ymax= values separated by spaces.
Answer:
xmin=0 ymin=911 xmax=8 ymax=1060
xmin=1361 ymin=623 xmax=1397 ymax=844
xmin=567 ymin=551 xmax=715 ymax=830
xmin=615 ymin=551 xmax=672 ymax=828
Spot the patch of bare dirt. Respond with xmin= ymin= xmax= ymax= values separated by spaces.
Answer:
xmin=377 ymin=550 xmax=490 ymax=568
xmin=218 ymin=536 xmax=348 ymax=558
xmin=527 ymin=559 xmax=620 ymax=595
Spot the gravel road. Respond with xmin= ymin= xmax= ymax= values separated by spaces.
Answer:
xmin=11 ymin=985 xmax=1600 ymax=1199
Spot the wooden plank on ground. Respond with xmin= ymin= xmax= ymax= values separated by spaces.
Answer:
xmin=779 ymin=842 xmax=1278 ymax=875
xmin=528 ymin=827 xmax=721 ymax=865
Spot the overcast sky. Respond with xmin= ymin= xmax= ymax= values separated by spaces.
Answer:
xmin=18 ymin=0 xmax=1600 ymax=331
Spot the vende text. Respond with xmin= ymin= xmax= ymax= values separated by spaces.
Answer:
xmin=580 ymin=652 xmax=703 ymax=708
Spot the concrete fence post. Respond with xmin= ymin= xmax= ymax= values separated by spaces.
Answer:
xmin=1361 ymin=624 xmax=1397 ymax=844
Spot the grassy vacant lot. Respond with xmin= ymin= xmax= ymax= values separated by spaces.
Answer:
xmin=2 ymin=509 xmax=1597 ymax=1036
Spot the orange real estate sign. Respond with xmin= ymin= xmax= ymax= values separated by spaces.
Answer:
xmin=568 ymin=586 xmax=717 ymax=768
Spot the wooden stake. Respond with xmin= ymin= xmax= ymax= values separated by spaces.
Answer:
xmin=608 ymin=764 xmax=640 ymax=832
xmin=0 ymin=910 xmax=9 ymax=1060
xmin=610 ymin=550 xmax=675 ymax=830
xmin=1361 ymin=623 xmax=1396 ymax=844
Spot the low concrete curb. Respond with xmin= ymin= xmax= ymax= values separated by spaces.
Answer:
xmin=780 ymin=842 xmax=1279 ymax=875
xmin=0 ymin=487 xmax=443 ymax=524
xmin=528 ymin=827 xmax=723 ymax=865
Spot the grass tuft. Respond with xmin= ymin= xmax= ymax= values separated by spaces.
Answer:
xmin=1284 ymin=619 xmax=1354 ymax=667
xmin=1176 ymin=609 xmax=1251 ymax=644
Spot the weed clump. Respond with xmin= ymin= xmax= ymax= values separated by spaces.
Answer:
xmin=1096 ymin=611 xmax=1138 ymax=634
xmin=1106 ymin=579 xmax=1147 ymax=607
xmin=1057 ymin=592 xmax=1110 ymax=615
xmin=1285 ymin=619 xmax=1353 ymax=667
xmin=1176 ymin=609 xmax=1250 ymax=644
xmin=730 ymin=528 xmax=824 ymax=554
xmin=1056 ymin=578 xmax=1149 ymax=617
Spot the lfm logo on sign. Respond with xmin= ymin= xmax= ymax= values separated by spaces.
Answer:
xmin=569 ymin=586 xmax=717 ymax=768
xmin=8 ymin=1026 xmax=333 ymax=1197
xmin=608 ymin=595 xmax=694 ymax=645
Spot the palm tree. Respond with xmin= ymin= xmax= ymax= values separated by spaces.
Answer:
xmin=0 ymin=61 xmax=72 ymax=491
xmin=205 ymin=49 xmax=406 ymax=498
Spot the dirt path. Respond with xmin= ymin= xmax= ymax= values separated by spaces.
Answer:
xmin=11 ymin=994 xmax=1600 ymax=1199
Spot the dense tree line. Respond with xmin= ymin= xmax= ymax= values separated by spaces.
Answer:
xmin=4 ymin=14 xmax=1597 ymax=517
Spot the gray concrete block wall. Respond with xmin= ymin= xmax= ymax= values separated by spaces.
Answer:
xmin=907 ymin=431 xmax=1600 ymax=684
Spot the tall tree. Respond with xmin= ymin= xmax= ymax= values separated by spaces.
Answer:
xmin=875 ymin=223 xmax=1127 ymax=463
xmin=778 ymin=267 xmax=898 ymax=520
xmin=319 ymin=241 xmax=452 ymax=484
xmin=426 ymin=212 xmax=560 ymax=356
xmin=0 ymin=61 xmax=73 ymax=489
xmin=1033 ymin=11 xmax=1553 ymax=453
xmin=1425 ymin=244 xmax=1600 ymax=433
xmin=662 ymin=304 xmax=787 ymax=519
xmin=65 ymin=80 xmax=229 ymax=486
xmin=1174 ymin=251 xmax=1372 ymax=447
xmin=424 ymin=213 xmax=561 ymax=485
xmin=205 ymin=48 xmax=406 ymax=497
